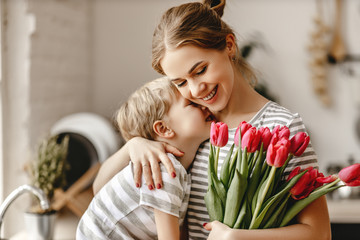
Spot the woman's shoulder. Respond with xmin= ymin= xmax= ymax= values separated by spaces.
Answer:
xmin=262 ymin=101 xmax=299 ymax=118
xmin=252 ymin=101 xmax=302 ymax=128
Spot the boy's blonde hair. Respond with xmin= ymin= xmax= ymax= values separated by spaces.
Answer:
xmin=116 ymin=77 xmax=178 ymax=141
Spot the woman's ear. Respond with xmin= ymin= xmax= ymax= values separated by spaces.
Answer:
xmin=225 ymin=34 xmax=236 ymax=56
xmin=153 ymin=120 xmax=175 ymax=139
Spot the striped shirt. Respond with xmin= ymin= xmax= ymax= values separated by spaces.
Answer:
xmin=187 ymin=101 xmax=318 ymax=239
xmin=76 ymin=153 xmax=191 ymax=240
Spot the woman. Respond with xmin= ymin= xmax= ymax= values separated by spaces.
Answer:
xmin=94 ymin=1 xmax=331 ymax=239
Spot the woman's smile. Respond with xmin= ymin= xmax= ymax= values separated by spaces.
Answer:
xmin=202 ymin=85 xmax=218 ymax=103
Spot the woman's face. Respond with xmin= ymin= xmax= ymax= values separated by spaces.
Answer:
xmin=160 ymin=40 xmax=236 ymax=113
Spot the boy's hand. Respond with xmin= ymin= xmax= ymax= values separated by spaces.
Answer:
xmin=128 ymin=137 xmax=184 ymax=190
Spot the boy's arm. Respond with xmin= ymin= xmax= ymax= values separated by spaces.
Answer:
xmin=204 ymin=196 xmax=331 ymax=240
xmin=92 ymin=143 xmax=130 ymax=194
xmin=93 ymin=137 xmax=183 ymax=194
xmin=154 ymin=208 xmax=180 ymax=240
xmin=180 ymin=215 xmax=189 ymax=240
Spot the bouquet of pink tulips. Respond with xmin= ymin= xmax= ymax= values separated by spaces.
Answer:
xmin=205 ymin=121 xmax=360 ymax=229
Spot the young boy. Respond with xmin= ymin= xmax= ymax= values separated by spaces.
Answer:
xmin=76 ymin=77 xmax=213 ymax=240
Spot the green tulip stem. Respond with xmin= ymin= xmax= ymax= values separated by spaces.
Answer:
xmin=250 ymin=166 xmax=277 ymax=228
xmin=208 ymin=144 xmax=215 ymax=185
xmin=229 ymin=149 xmax=238 ymax=170
xmin=274 ymin=154 xmax=293 ymax=188
xmin=280 ymin=154 xmax=293 ymax=175
xmin=215 ymin=147 xmax=220 ymax=176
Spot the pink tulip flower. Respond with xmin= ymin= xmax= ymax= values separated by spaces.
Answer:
xmin=258 ymin=127 xmax=272 ymax=151
xmin=278 ymin=126 xmax=290 ymax=139
xmin=316 ymin=175 xmax=338 ymax=184
xmin=234 ymin=121 xmax=252 ymax=147
xmin=288 ymin=167 xmax=333 ymax=200
xmin=266 ymin=143 xmax=289 ymax=168
xmin=272 ymin=125 xmax=280 ymax=135
xmin=289 ymin=132 xmax=310 ymax=157
xmin=277 ymin=137 xmax=291 ymax=149
xmin=338 ymin=164 xmax=360 ymax=187
xmin=210 ymin=122 xmax=229 ymax=147
xmin=241 ymin=127 xmax=261 ymax=153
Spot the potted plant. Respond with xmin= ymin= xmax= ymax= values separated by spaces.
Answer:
xmin=25 ymin=134 xmax=70 ymax=240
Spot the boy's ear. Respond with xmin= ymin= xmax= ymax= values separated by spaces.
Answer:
xmin=153 ymin=120 xmax=175 ymax=139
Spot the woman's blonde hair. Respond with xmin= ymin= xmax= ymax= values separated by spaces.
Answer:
xmin=115 ymin=77 xmax=178 ymax=141
xmin=152 ymin=0 xmax=257 ymax=85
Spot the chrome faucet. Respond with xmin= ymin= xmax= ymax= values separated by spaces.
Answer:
xmin=0 ymin=184 xmax=50 ymax=236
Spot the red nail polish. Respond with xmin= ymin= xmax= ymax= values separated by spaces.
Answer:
xmin=157 ymin=183 xmax=162 ymax=189
xmin=203 ymin=223 xmax=207 ymax=227
xmin=148 ymin=184 xmax=154 ymax=190
xmin=136 ymin=183 xmax=140 ymax=188
xmin=172 ymin=172 xmax=177 ymax=178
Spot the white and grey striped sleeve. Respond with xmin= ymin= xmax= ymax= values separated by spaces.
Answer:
xmin=139 ymin=154 xmax=188 ymax=217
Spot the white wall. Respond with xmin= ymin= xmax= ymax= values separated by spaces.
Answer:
xmin=1 ymin=0 xmax=33 ymax=236
xmin=92 ymin=0 xmax=197 ymax=117
xmin=0 ymin=0 xmax=4 ymax=204
xmin=92 ymin=0 xmax=360 ymax=171
xmin=27 ymin=0 xmax=92 ymax=144
xmin=1 ymin=0 xmax=92 ymax=237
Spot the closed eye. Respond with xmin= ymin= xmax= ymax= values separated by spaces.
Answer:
xmin=195 ymin=66 xmax=207 ymax=76
xmin=175 ymin=80 xmax=187 ymax=88
xmin=188 ymin=101 xmax=198 ymax=106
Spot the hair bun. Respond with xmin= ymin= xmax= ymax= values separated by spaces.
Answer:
xmin=202 ymin=0 xmax=226 ymax=17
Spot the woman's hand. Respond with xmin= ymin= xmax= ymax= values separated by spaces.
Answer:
xmin=128 ymin=137 xmax=184 ymax=190
xmin=203 ymin=221 xmax=232 ymax=240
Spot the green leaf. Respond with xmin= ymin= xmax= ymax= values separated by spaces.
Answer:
xmin=263 ymin=194 xmax=289 ymax=229
xmin=228 ymin=150 xmax=238 ymax=188
xmin=223 ymin=170 xmax=248 ymax=228
xmin=246 ymin=145 xmax=264 ymax=201
xmin=238 ymin=147 xmax=249 ymax=179
xmin=233 ymin=197 xmax=252 ymax=229
xmin=249 ymin=166 xmax=277 ymax=229
xmin=204 ymin=184 xmax=224 ymax=222
xmin=211 ymin=172 xmax=227 ymax=205
xmin=220 ymin=144 xmax=235 ymax=189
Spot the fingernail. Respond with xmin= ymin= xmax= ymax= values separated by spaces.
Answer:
xmin=203 ymin=223 xmax=207 ymax=227
xmin=171 ymin=172 xmax=177 ymax=178
xmin=156 ymin=183 xmax=162 ymax=189
xmin=136 ymin=183 xmax=140 ymax=188
xmin=148 ymin=184 xmax=154 ymax=190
